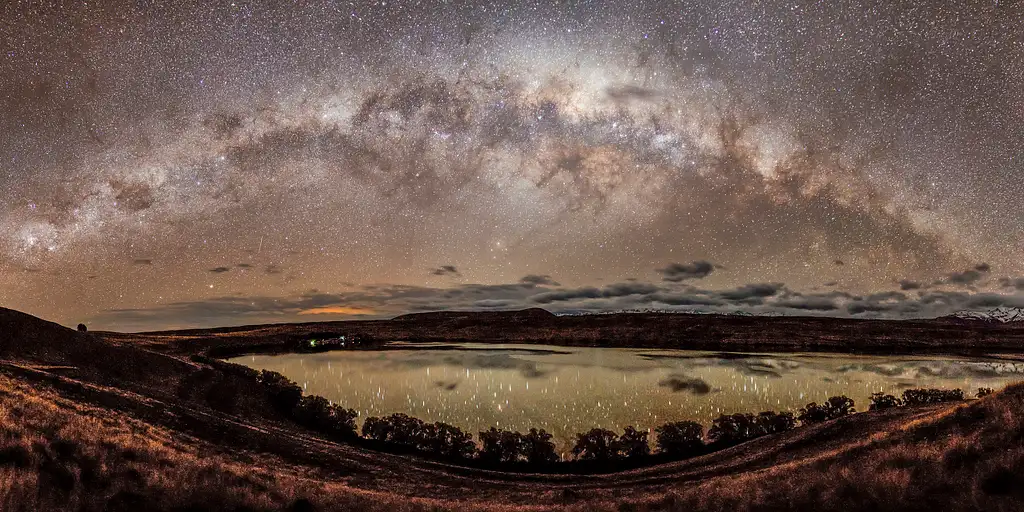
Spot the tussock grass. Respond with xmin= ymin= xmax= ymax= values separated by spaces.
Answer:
xmin=0 ymin=374 xmax=447 ymax=512
xmin=3 ymin=373 xmax=1024 ymax=511
xmin=601 ymin=383 xmax=1024 ymax=512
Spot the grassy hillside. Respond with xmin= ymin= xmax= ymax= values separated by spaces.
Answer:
xmin=1 ymin=306 xmax=1023 ymax=511
xmin=0 ymin=373 xmax=440 ymax=512
xmin=3 ymin=368 xmax=1023 ymax=511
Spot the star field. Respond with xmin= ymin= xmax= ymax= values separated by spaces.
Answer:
xmin=232 ymin=345 xmax=1024 ymax=451
xmin=1 ymin=1 xmax=1022 ymax=330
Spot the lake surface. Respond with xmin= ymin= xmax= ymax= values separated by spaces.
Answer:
xmin=230 ymin=343 xmax=1024 ymax=451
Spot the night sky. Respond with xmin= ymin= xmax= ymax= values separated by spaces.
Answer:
xmin=2 ymin=1 xmax=1022 ymax=331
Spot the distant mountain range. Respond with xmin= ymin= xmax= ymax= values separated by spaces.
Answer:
xmin=559 ymin=307 xmax=1024 ymax=323
xmin=946 ymin=307 xmax=1024 ymax=324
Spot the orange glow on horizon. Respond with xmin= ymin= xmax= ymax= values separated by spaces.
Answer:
xmin=297 ymin=306 xmax=376 ymax=316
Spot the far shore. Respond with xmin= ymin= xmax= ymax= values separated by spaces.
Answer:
xmin=95 ymin=309 xmax=1024 ymax=360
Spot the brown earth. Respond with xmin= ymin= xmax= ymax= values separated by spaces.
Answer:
xmin=97 ymin=307 xmax=1024 ymax=359
xmin=2 ymin=306 xmax=1023 ymax=511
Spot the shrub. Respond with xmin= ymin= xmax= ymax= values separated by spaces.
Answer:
xmin=417 ymin=422 xmax=477 ymax=459
xmin=869 ymin=392 xmax=903 ymax=410
xmin=655 ymin=421 xmax=704 ymax=457
xmin=478 ymin=428 xmax=525 ymax=464
xmin=901 ymin=388 xmax=965 ymax=406
xmin=977 ymin=387 xmax=995 ymax=398
xmin=613 ymin=426 xmax=650 ymax=459
xmin=522 ymin=428 xmax=559 ymax=465
xmin=572 ymin=428 xmax=619 ymax=461
xmin=256 ymin=370 xmax=303 ymax=414
xmin=208 ymin=359 xmax=260 ymax=380
xmin=176 ymin=368 xmax=245 ymax=413
xmin=77 ymin=323 xmax=88 ymax=332
xmin=798 ymin=396 xmax=855 ymax=424
xmin=756 ymin=411 xmax=796 ymax=435
xmin=707 ymin=413 xmax=760 ymax=447
xmin=292 ymin=395 xmax=358 ymax=439
xmin=361 ymin=413 xmax=425 ymax=449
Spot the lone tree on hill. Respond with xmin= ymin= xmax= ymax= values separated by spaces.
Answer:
xmin=77 ymin=323 xmax=87 ymax=332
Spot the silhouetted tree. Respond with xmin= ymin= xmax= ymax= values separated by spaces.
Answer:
xmin=417 ymin=422 xmax=477 ymax=459
xmin=798 ymin=396 xmax=855 ymax=424
xmin=707 ymin=413 xmax=760 ymax=447
xmin=478 ymin=428 xmax=525 ymax=464
xmin=361 ymin=413 xmax=425 ymax=449
xmin=869 ymin=392 xmax=903 ymax=410
xmin=613 ymin=426 xmax=650 ymax=459
xmin=256 ymin=370 xmax=303 ymax=414
xmin=655 ymin=421 xmax=704 ymax=457
xmin=522 ymin=428 xmax=559 ymax=465
xmin=572 ymin=428 xmax=619 ymax=461
xmin=755 ymin=411 xmax=796 ymax=435
xmin=292 ymin=395 xmax=358 ymax=439
xmin=976 ymin=387 xmax=994 ymax=398
xmin=901 ymin=388 xmax=964 ymax=405
xmin=77 ymin=323 xmax=87 ymax=332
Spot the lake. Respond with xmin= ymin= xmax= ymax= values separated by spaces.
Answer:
xmin=229 ymin=343 xmax=1024 ymax=452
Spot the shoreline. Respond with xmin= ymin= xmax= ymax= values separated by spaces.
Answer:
xmin=205 ymin=337 xmax=1024 ymax=361
xmin=93 ymin=309 xmax=1024 ymax=360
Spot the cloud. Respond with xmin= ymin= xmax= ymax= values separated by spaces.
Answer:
xmin=657 ymin=261 xmax=715 ymax=282
xmin=846 ymin=291 xmax=910 ymax=315
xmin=430 ymin=265 xmax=460 ymax=277
xmin=899 ymin=280 xmax=923 ymax=291
xmin=834 ymin=361 xmax=1024 ymax=380
xmin=397 ymin=352 xmax=553 ymax=379
xmin=208 ymin=267 xmax=232 ymax=274
xmin=999 ymin=277 xmax=1024 ymax=291
xmin=519 ymin=274 xmax=560 ymax=286
xmin=944 ymin=263 xmax=992 ymax=286
xmin=773 ymin=295 xmax=839 ymax=311
xmin=724 ymin=357 xmax=802 ymax=378
xmin=132 ymin=259 xmax=153 ymax=266
xmin=236 ymin=263 xmax=253 ymax=269
xmin=717 ymin=283 xmax=784 ymax=301
xmin=87 ymin=265 xmax=1024 ymax=331
xmin=530 ymin=282 xmax=660 ymax=304
xmin=657 ymin=375 xmax=712 ymax=394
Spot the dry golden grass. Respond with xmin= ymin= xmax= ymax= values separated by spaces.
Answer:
xmin=7 ymin=307 xmax=1024 ymax=510
xmin=592 ymin=383 xmax=1024 ymax=512
xmin=0 ymin=374 xmax=459 ymax=512
xmin=2 ymin=371 xmax=1024 ymax=511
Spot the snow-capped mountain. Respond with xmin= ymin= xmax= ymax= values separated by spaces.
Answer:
xmin=948 ymin=307 xmax=1024 ymax=324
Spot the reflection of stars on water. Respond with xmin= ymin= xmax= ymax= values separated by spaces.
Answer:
xmin=234 ymin=346 xmax=1024 ymax=450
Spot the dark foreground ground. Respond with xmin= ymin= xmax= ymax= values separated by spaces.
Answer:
xmin=2 ymin=306 xmax=1024 ymax=511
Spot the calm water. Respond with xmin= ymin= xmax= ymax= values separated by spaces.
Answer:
xmin=230 ymin=343 xmax=1024 ymax=451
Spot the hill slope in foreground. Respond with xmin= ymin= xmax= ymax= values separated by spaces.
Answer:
xmin=1 ymin=306 xmax=1024 ymax=511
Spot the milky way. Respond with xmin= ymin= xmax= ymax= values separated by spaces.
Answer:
xmin=1 ymin=1 xmax=1022 ymax=330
